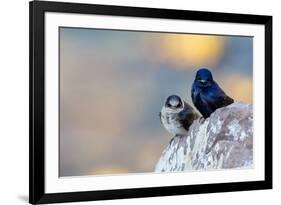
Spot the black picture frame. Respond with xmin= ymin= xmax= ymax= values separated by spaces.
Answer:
xmin=29 ymin=0 xmax=272 ymax=204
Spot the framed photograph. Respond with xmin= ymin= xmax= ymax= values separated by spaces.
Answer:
xmin=29 ymin=0 xmax=272 ymax=204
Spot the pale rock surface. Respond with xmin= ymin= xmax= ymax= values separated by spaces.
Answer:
xmin=155 ymin=102 xmax=253 ymax=172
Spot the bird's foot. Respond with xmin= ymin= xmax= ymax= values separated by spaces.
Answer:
xmin=199 ymin=116 xmax=205 ymax=124
xmin=169 ymin=137 xmax=175 ymax=145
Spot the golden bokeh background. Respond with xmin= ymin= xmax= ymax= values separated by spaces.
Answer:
xmin=59 ymin=28 xmax=253 ymax=176
xmin=151 ymin=34 xmax=225 ymax=69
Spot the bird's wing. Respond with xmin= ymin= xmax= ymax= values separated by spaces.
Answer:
xmin=191 ymin=83 xmax=202 ymax=110
xmin=178 ymin=103 xmax=199 ymax=131
xmin=207 ymin=82 xmax=234 ymax=109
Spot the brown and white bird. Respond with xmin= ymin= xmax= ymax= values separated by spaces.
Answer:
xmin=159 ymin=95 xmax=199 ymax=137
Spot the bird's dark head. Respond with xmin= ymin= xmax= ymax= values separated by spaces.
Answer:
xmin=195 ymin=68 xmax=214 ymax=87
xmin=165 ymin=95 xmax=183 ymax=110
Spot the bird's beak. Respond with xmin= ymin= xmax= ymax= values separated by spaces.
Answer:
xmin=198 ymin=79 xmax=207 ymax=84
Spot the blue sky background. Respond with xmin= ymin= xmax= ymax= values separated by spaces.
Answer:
xmin=59 ymin=27 xmax=253 ymax=176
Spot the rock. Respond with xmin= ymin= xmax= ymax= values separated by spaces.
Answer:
xmin=155 ymin=102 xmax=253 ymax=173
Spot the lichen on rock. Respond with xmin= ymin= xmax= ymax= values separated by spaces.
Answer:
xmin=154 ymin=102 xmax=253 ymax=173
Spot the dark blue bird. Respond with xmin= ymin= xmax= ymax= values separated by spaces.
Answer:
xmin=191 ymin=68 xmax=234 ymax=118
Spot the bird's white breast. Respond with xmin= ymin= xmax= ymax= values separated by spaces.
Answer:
xmin=161 ymin=107 xmax=188 ymax=136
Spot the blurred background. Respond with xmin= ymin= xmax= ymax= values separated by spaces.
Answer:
xmin=59 ymin=27 xmax=253 ymax=177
